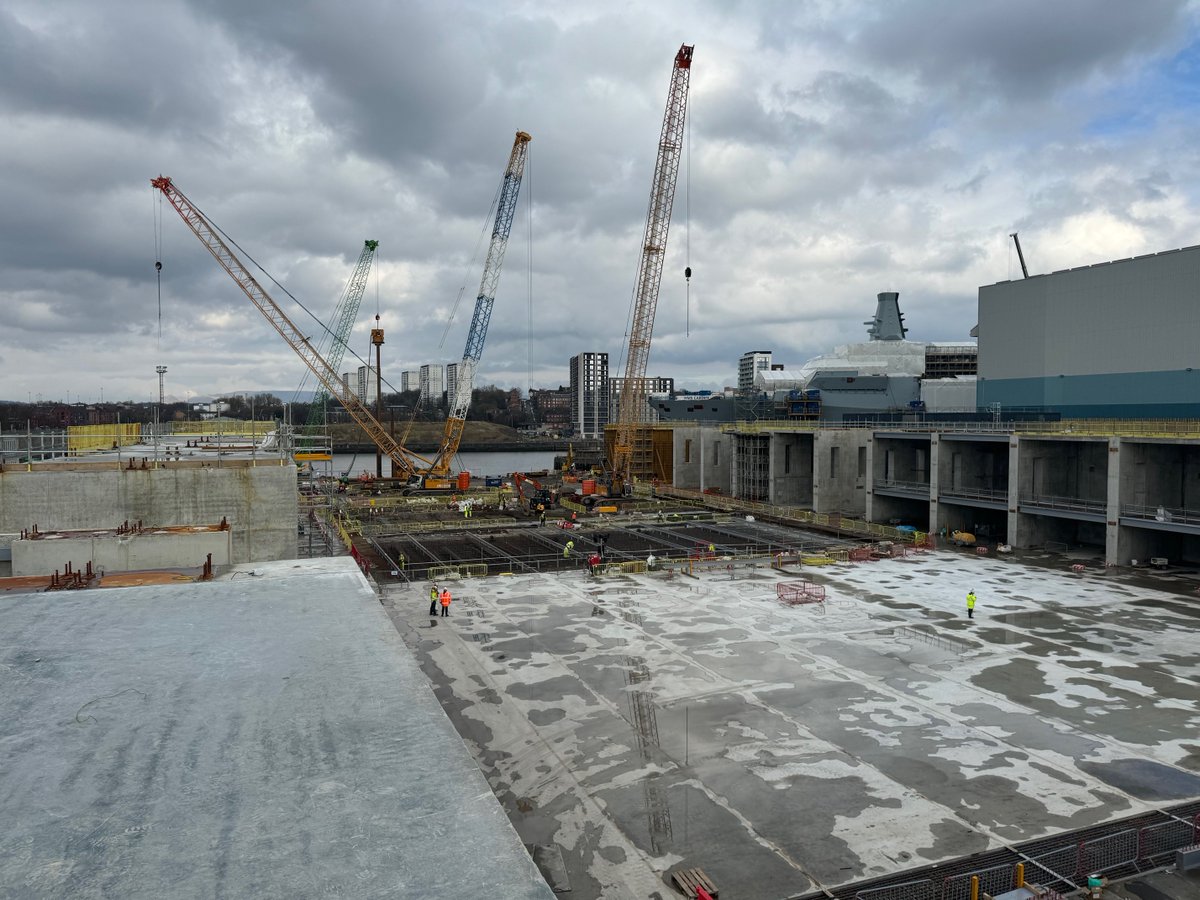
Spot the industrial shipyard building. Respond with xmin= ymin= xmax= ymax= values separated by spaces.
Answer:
xmin=627 ymin=247 xmax=1200 ymax=570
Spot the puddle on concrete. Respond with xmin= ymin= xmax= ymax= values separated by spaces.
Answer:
xmin=994 ymin=610 xmax=1063 ymax=628
xmin=1077 ymin=758 xmax=1200 ymax=800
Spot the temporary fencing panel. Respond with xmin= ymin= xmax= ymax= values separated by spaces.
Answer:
xmin=1138 ymin=819 xmax=1198 ymax=862
xmin=1080 ymin=828 xmax=1139 ymax=874
xmin=1026 ymin=843 xmax=1082 ymax=888
xmin=943 ymin=863 xmax=1013 ymax=900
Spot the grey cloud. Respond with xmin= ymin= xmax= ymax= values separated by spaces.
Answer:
xmin=850 ymin=1 xmax=1188 ymax=100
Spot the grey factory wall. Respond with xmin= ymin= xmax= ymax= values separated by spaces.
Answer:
xmin=0 ymin=466 xmax=298 ymax=563
xmin=977 ymin=244 xmax=1200 ymax=415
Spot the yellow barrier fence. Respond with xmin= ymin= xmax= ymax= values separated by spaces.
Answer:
xmin=67 ymin=423 xmax=142 ymax=454
xmin=427 ymin=563 xmax=489 ymax=581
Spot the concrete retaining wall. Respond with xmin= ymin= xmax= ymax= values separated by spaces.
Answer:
xmin=13 ymin=528 xmax=233 ymax=576
xmin=0 ymin=466 xmax=296 ymax=563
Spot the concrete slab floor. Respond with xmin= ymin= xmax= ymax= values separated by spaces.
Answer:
xmin=383 ymin=549 xmax=1200 ymax=900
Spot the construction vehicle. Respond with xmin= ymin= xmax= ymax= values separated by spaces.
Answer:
xmin=301 ymin=239 xmax=379 ymax=434
xmin=426 ymin=132 xmax=532 ymax=477
xmin=610 ymin=44 xmax=693 ymax=492
xmin=513 ymin=472 xmax=554 ymax=511
xmin=151 ymin=176 xmax=430 ymax=481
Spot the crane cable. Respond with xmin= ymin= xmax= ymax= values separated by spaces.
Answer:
xmin=439 ymin=175 xmax=504 ymax=350
xmin=152 ymin=189 xmax=164 ymax=353
xmin=189 ymin=194 xmax=405 ymax=398
xmin=685 ymin=97 xmax=692 ymax=338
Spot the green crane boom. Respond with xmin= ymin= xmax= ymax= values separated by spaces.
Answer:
xmin=303 ymin=240 xmax=379 ymax=432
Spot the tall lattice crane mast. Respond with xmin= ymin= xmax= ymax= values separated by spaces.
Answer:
xmin=303 ymin=239 xmax=378 ymax=433
xmin=428 ymin=131 xmax=532 ymax=476
xmin=150 ymin=176 xmax=428 ymax=479
xmin=612 ymin=44 xmax=693 ymax=487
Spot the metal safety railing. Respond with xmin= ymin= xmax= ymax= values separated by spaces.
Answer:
xmin=1019 ymin=494 xmax=1107 ymax=514
xmin=819 ymin=810 xmax=1200 ymax=900
xmin=1120 ymin=503 xmax=1200 ymax=526
xmin=937 ymin=485 xmax=1009 ymax=503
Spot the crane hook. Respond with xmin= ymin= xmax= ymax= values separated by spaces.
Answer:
xmin=155 ymin=261 xmax=162 ymax=272
xmin=684 ymin=266 xmax=691 ymax=281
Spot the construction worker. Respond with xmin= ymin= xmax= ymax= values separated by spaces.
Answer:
xmin=538 ymin=510 xmax=546 ymax=527
xmin=966 ymin=589 xmax=977 ymax=619
xmin=646 ymin=552 xmax=657 ymax=570
xmin=440 ymin=587 xmax=452 ymax=617
xmin=429 ymin=583 xmax=439 ymax=616
xmin=564 ymin=539 xmax=575 ymax=559
xmin=588 ymin=553 xmax=601 ymax=576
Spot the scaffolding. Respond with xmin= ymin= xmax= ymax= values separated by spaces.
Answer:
xmin=734 ymin=433 xmax=770 ymax=502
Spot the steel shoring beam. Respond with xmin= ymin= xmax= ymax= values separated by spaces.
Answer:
xmin=465 ymin=532 xmax=537 ymax=575
xmin=526 ymin=529 xmax=577 ymax=554
xmin=368 ymin=537 xmax=409 ymax=583
xmin=392 ymin=532 xmax=440 ymax=572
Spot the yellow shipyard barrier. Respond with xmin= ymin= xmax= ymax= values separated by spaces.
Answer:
xmin=598 ymin=560 xmax=647 ymax=576
xmin=331 ymin=515 xmax=357 ymax=547
xmin=428 ymin=563 xmax=489 ymax=581
xmin=560 ymin=498 xmax=586 ymax=514
xmin=67 ymin=423 xmax=142 ymax=454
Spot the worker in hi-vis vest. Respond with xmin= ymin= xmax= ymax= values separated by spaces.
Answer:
xmin=440 ymin=588 xmax=452 ymax=617
xmin=564 ymin=540 xmax=574 ymax=559
xmin=429 ymin=583 xmax=439 ymax=616
xmin=966 ymin=590 xmax=977 ymax=619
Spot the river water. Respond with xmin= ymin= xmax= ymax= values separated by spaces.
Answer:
xmin=329 ymin=449 xmax=559 ymax=479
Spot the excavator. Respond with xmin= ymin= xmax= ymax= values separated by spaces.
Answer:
xmin=513 ymin=472 xmax=554 ymax=512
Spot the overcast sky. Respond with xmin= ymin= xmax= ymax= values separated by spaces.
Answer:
xmin=3 ymin=0 xmax=1199 ymax=404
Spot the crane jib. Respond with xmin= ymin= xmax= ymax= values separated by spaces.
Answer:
xmin=150 ymin=175 xmax=427 ymax=479
xmin=612 ymin=44 xmax=693 ymax=487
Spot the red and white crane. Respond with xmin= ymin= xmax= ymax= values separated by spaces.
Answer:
xmin=611 ymin=44 xmax=694 ymax=489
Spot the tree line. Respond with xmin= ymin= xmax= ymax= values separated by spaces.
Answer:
xmin=0 ymin=385 xmax=534 ymax=431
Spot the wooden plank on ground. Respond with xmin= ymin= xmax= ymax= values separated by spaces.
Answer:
xmin=671 ymin=866 xmax=719 ymax=898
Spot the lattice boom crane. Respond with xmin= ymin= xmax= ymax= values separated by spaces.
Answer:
xmin=428 ymin=131 xmax=532 ymax=477
xmin=303 ymin=239 xmax=378 ymax=433
xmin=150 ymin=176 xmax=429 ymax=480
xmin=612 ymin=44 xmax=693 ymax=487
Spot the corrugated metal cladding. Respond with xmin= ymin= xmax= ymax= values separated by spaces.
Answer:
xmin=977 ymin=244 xmax=1200 ymax=415
xmin=979 ymin=245 xmax=1200 ymax=379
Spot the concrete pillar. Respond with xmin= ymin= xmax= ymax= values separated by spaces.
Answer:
xmin=928 ymin=434 xmax=941 ymax=534
xmin=865 ymin=434 xmax=875 ymax=522
xmin=1106 ymin=436 xmax=1122 ymax=565
xmin=1008 ymin=435 xmax=1028 ymax=548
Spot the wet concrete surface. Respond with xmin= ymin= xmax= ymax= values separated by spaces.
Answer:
xmin=382 ymin=541 xmax=1200 ymax=900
